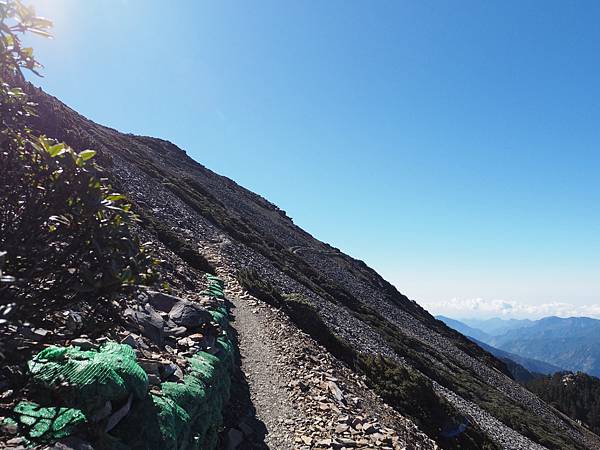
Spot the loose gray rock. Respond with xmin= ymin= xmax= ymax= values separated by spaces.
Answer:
xmin=120 ymin=333 xmax=139 ymax=348
xmin=168 ymin=301 xmax=212 ymax=328
xmin=226 ymin=428 xmax=244 ymax=450
xmin=126 ymin=304 xmax=165 ymax=345
xmin=49 ymin=437 xmax=94 ymax=450
xmin=71 ymin=338 xmax=97 ymax=351
xmin=146 ymin=291 xmax=181 ymax=313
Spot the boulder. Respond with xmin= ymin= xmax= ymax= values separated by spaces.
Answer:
xmin=146 ymin=291 xmax=181 ymax=313
xmin=126 ymin=304 xmax=165 ymax=345
xmin=168 ymin=301 xmax=212 ymax=328
xmin=226 ymin=428 xmax=244 ymax=450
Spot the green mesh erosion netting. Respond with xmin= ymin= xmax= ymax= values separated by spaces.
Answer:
xmin=2 ymin=403 xmax=86 ymax=444
xmin=6 ymin=275 xmax=235 ymax=450
xmin=111 ymin=275 xmax=234 ymax=449
xmin=202 ymin=274 xmax=225 ymax=299
xmin=3 ymin=342 xmax=147 ymax=444
xmin=29 ymin=342 xmax=149 ymax=412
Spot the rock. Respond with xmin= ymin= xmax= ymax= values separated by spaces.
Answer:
xmin=32 ymin=328 xmax=50 ymax=339
xmin=188 ymin=333 xmax=204 ymax=341
xmin=1 ymin=420 xmax=18 ymax=435
xmin=171 ymin=365 xmax=184 ymax=382
xmin=0 ymin=390 xmax=13 ymax=402
xmin=71 ymin=338 xmax=98 ymax=351
xmin=147 ymin=374 xmax=161 ymax=386
xmin=146 ymin=291 xmax=181 ymax=313
xmin=177 ymin=337 xmax=195 ymax=348
xmin=362 ymin=422 xmax=377 ymax=434
xmin=65 ymin=311 xmax=83 ymax=332
xmin=138 ymin=358 xmax=161 ymax=375
xmin=169 ymin=301 xmax=212 ymax=328
xmin=226 ymin=428 xmax=244 ymax=450
xmin=49 ymin=437 xmax=94 ymax=450
xmin=160 ymin=361 xmax=183 ymax=381
xmin=335 ymin=424 xmax=349 ymax=433
xmin=301 ymin=435 xmax=312 ymax=445
xmin=120 ymin=333 xmax=139 ymax=348
xmin=126 ymin=304 xmax=165 ymax=345
xmin=327 ymin=380 xmax=344 ymax=402
xmin=165 ymin=325 xmax=188 ymax=338
xmin=369 ymin=432 xmax=386 ymax=441
xmin=336 ymin=437 xmax=357 ymax=447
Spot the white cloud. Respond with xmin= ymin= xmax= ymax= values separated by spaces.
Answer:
xmin=420 ymin=297 xmax=600 ymax=319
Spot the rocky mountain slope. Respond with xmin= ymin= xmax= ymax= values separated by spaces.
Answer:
xmin=21 ymin=85 xmax=600 ymax=449
xmin=525 ymin=372 xmax=600 ymax=437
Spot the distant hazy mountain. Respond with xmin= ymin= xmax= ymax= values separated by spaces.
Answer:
xmin=436 ymin=316 xmax=491 ymax=342
xmin=489 ymin=316 xmax=600 ymax=377
xmin=470 ymin=338 xmax=563 ymax=377
xmin=460 ymin=317 xmax=534 ymax=337
xmin=437 ymin=316 xmax=562 ymax=378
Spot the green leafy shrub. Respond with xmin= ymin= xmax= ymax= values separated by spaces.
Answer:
xmin=0 ymin=137 xmax=154 ymax=324
xmin=0 ymin=1 xmax=153 ymax=326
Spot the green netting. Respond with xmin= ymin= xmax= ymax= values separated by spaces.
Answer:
xmin=111 ymin=277 xmax=234 ymax=450
xmin=11 ymin=276 xmax=234 ymax=450
xmin=28 ymin=342 xmax=148 ymax=415
xmin=10 ymin=401 xmax=86 ymax=442
xmin=209 ymin=307 xmax=228 ymax=328
xmin=113 ymin=347 xmax=233 ymax=450
xmin=201 ymin=274 xmax=225 ymax=299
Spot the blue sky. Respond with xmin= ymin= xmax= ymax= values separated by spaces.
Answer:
xmin=28 ymin=0 xmax=600 ymax=318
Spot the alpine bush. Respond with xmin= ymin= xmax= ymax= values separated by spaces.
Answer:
xmin=0 ymin=1 xmax=153 ymax=326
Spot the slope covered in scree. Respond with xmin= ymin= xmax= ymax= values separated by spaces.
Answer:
xmin=25 ymin=85 xmax=600 ymax=449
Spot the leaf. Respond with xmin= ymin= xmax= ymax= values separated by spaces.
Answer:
xmin=47 ymin=142 xmax=65 ymax=157
xmin=28 ymin=28 xmax=52 ymax=38
xmin=105 ymin=194 xmax=125 ymax=202
xmin=78 ymin=149 xmax=96 ymax=161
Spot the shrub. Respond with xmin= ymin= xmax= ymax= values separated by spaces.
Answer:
xmin=0 ymin=137 xmax=154 ymax=324
xmin=0 ymin=1 xmax=153 ymax=326
xmin=236 ymin=267 xmax=284 ymax=307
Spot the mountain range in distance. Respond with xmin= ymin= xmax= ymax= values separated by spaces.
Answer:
xmin=437 ymin=315 xmax=600 ymax=378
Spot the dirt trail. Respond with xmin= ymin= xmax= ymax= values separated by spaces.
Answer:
xmin=204 ymin=245 xmax=437 ymax=450
xmin=228 ymin=296 xmax=299 ymax=449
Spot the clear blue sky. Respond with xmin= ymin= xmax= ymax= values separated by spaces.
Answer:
xmin=28 ymin=0 xmax=600 ymax=318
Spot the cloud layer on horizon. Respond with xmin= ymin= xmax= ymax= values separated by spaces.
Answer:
xmin=421 ymin=297 xmax=600 ymax=319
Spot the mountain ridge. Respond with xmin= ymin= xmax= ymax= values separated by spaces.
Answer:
xmin=22 ymin=84 xmax=600 ymax=449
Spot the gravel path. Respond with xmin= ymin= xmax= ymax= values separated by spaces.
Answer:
xmin=229 ymin=296 xmax=299 ymax=449
xmin=206 ymin=244 xmax=437 ymax=450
